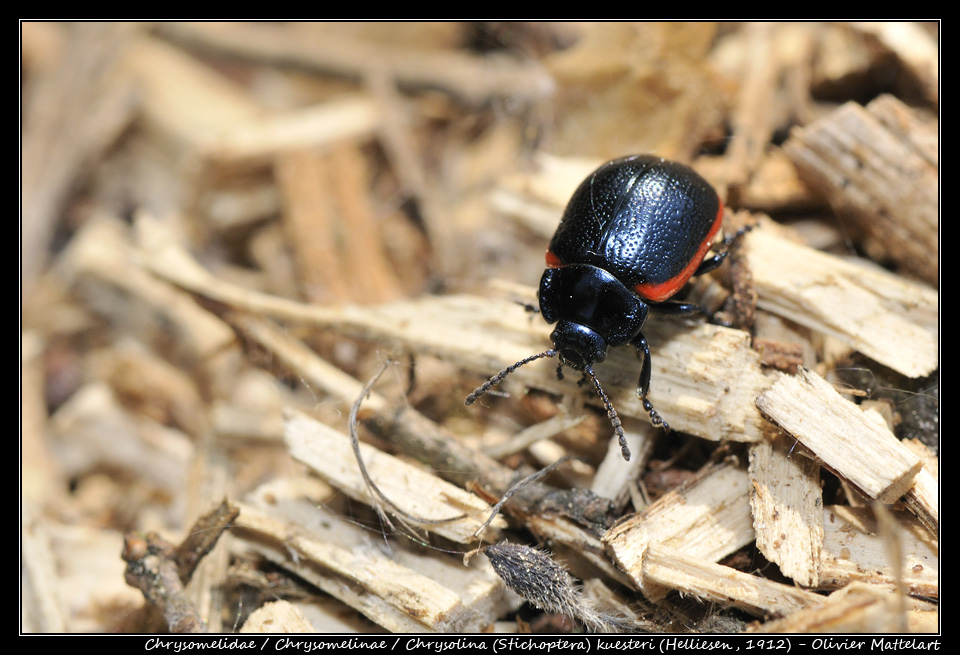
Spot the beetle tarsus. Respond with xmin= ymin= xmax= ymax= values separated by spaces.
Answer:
xmin=515 ymin=300 xmax=540 ymax=314
xmin=642 ymin=397 xmax=671 ymax=434
xmin=695 ymin=222 xmax=757 ymax=277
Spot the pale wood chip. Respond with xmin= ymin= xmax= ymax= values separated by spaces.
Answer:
xmin=603 ymin=461 xmax=755 ymax=597
xmin=756 ymin=369 xmax=923 ymax=503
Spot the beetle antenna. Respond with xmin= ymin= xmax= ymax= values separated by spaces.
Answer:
xmin=465 ymin=350 xmax=558 ymax=406
xmin=584 ymin=365 xmax=631 ymax=461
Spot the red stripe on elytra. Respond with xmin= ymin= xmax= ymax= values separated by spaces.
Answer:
xmin=633 ymin=200 xmax=725 ymax=303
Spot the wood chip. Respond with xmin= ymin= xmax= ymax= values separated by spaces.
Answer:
xmin=642 ymin=545 xmax=823 ymax=617
xmin=49 ymin=522 xmax=146 ymax=633
xmin=750 ymin=582 xmax=926 ymax=633
xmin=125 ymin=34 xmax=382 ymax=171
xmin=284 ymin=409 xmax=504 ymax=543
xmin=749 ymin=434 xmax=824 ymax=587
xmin=745 ymin=228 xmax=937 ymax=378
xmin=202 ymin=96 xmax=381 ymax=168
xmin=589 ymin=417 xmax=656 ymax=509
xmin=276 ymin=144 xmax=403 ymax=304
xmin=21 ymin=508 xmax=68 ymax=633
xmin=163 ymin=22 xmax=555 ymax=107
xmin=22 ymin=332 xmax=63 ymax=506
xmin=232 ymin=495 xmax=516 ymax=633
xmin=61 ymin=216 xmax=238 ymax=368
xmin=22 ymin=23 xmax=138 ymax=293
xmin=275 ymin=149 xmax=351 ymax=303
xmin=729 ymin=151 xmax=824 ymax=213
xmin=602 ymin=461 xmax=755 ymax=596
xmin=234 ymin=503 xmax=458 ymax=632
xmin=240 ymin=600 xmax=316 ymax=633
xmin=900 ymin=439 xmax=939 ymax=535
xmin=753 ymin=337 xmax=805 ymax=374
xmin=123 ymin=35 xmax=263 ymax=153
xmin=756 ymin=369 xmax=923 ymax=503
xmin=723 ymin=22 xmax=780 ymax=187
xmin=820 ymin=506 xmax=938 ymax=598
xmin=784 ymin=95 xmax=938 ymax=285
xmin=50 ymin=383 xmax=193 ymax=492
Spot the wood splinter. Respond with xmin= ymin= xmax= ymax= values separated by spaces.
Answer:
xmin=756 ymin=368 xmax=923 ymax=504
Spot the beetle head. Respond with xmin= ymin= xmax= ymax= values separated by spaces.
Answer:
xmin=463 ymin=264 xmax=646 ymax=462
xmin=549 ymin=321 xmax=606 ymax=371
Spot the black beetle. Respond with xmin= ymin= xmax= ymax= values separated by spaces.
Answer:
xmin=467 ymin=155 xmax=731 ymax=461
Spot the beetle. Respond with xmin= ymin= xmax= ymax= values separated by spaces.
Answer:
xmin=466 ymin=155 xmax=732 ymax=461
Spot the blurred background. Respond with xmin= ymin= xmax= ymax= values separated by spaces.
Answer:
xmin=21 ymin=22 xmax=938 ymax=634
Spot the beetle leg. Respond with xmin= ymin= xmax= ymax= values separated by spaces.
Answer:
xmin=631 ymin=332 xmax=671 ymax=433
xmin=632 ymin=333 xmax=652 ymax=399
xmin=694 ymin=250 xmax=728 ymax=276
xmin=649 ymin=299 xmax=704 ymax=316
xmin=696 ymin=223 xmax=757 ymax=277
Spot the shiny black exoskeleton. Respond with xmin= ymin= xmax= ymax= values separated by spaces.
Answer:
xmin=468 ymin=155 xmax=728 ymax=460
